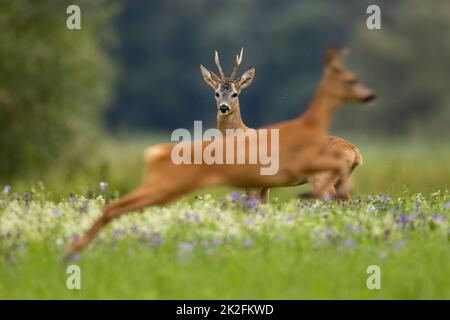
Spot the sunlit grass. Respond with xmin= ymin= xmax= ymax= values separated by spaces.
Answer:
xmin=1 ymin=189 xmax=449 ymax=299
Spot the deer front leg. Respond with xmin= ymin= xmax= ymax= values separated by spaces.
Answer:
xmin=245 ymin=187 xmax=269 ymax=204
xmin=259 ymin=187 xmax=270 ymax=204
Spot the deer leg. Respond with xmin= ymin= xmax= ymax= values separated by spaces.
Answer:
xmin=334 ymin=177 xmax=351 ymax=201
xmin=65 ymin=183 xmax=189 ymax=260
xmin=299 ymin=156 xmax=350 ymax=201
xmin=308 ymin=173 xmax=337 ymax=200
xmin=259 ymin=187 xmax=270 ymax=204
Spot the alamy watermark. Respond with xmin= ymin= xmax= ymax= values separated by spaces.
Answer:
xmin=170 ymin=121 xmax=280 ymax=176
xmin=66 ymin=5 xmax=81 ymax=30
xmin=66 ymin=264 xmax=81 ymax=290
xmin=367 ymin=5 xmax=381 ymax=30
xmin=366 ymin=265 xmax=381 ymax=290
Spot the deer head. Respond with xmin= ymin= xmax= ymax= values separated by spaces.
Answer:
xmin=200 ymin=48 xmax=255 ymax=116
xmin=323 ymin=46 xmax=375 ymax=103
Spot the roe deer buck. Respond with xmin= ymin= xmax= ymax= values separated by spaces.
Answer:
xmin=200 ymin=48 xmax=364 ymax=203
xmin=66 ymin=46 xmax=375 ymax=258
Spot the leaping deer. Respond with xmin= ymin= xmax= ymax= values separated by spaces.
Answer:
xmin=200 ymin=48 xmax=364 ymax=203
xmin=66 ymin=46 xmax=375 ymax=259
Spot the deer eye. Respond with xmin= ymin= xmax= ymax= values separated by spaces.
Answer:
xmin=346 ymin=79 xmax=358 ymax=85
xmin=215 ymin=92 xmax=220 ymax=97
xmin=232 ymin=93 xmax=238 ymax=98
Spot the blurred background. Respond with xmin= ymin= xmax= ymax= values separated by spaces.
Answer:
xmin=1 ymin=0 xmax=449 ymax=198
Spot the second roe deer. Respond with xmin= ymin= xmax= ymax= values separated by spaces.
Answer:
xmin=200 ymin=48 xmax=365 ymax=203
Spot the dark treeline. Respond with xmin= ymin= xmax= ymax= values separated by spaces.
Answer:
xmin=107 ymin=0 xmax=450 ymax=136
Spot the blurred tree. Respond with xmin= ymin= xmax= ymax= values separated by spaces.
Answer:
xmin=107 ymin=0 xmax=352 ymax=131
xmin=0 ymin=0 xmax=118 ymax=180
xmin=343 ymin=0 xmax=450 ymax=135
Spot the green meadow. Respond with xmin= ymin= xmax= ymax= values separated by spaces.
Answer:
xmin=1 ymin=136 xmax=449 ymax=299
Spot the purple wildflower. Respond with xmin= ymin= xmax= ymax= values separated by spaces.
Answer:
xmin=2 ymin=185 xmax=11 ymax=195
xmin=244 ymin=196 xmax=259 ymax=210
xmin=286 ymin=215 xmax=294 ymax=222
xmin=443 ymin=202 xmax=450 ymax=209
xmin=393 ymin=240 xmax=406 ymax=250
xmin=303 ymin=201 xmax=312 ymax=207
xmin=342 ymin=238 xmax=358 ymax=249
xmin=70 ymin=252 xmax=81 ymax=262
xmin=231 ymin=191 xmax=242 ymax=201
xmin=99 ymin=181 xmax=108 ymax=192
xmin=379 ymin=251 xmax=388 ymax=259
xmin=150 ymin=236 xmax=164 ymax=247
xmin=345 ymin=223 xmax=354 ymax=232
xmin=52 ymin=208 xmax=62 ymax=217
xmin=398 ymin=214 xmax=408 ymax=227
xmin=432 ymin=214 xmax=446 ymax=224
xmin=345 ymin=223 xmax=363 ymax=233
xmin=246 ymin=217 xmax=254 ymax=225
xmin=179 ymin=242 xmax=195 ymax=252
xmin=79 ymin=202 xmax=89 ymax=214
xmin=258 ymin=209 xmax=266 ymax=218
xmin=324 ymin=227 xmax=333 ymax=239
xmin=243 ymin=237 xmax=254 ymax=248
xmin=68 ymin=194 xmax=77 ymax=203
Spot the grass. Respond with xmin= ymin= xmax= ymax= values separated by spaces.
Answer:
xmin=1 ymin=136 xmax=449 ymax=299
xmin=1 ymin=187 xmax=449 ymax=299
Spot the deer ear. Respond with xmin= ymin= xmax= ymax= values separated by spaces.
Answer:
xmin=200 ymin=64 xmax=220 ymax=89
xmin=325 ymin=45 xmax=343 ymax=68
xmin=238 ymin=67 xmax=256 ymax=90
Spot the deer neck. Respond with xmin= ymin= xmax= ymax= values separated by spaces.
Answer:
xmin=301 ymin=79 xmax=342 ymax=132
xmin=217 ymin=100 xmax=247 ymax=135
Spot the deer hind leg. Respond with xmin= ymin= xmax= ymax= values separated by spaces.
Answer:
xmin=299 ymin=156 xmax=350 ymax=201
xmin=333 ymin=152 xmax=362 ymax=201
xmin=65 ymin=181 xmax=192 ymax=259
xmin=308 ymin=172 xmax=337 ymax=200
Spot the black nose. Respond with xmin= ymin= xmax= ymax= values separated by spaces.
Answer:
xmin=362 ymin=94 xmax=376 ymax=103
xmin=219 ymin=104 xmax=230 ymax=113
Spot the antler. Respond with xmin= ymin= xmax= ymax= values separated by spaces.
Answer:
xmin=214 ymin=50 xmax=226 ymax=80
xmin=230 ymin=47 xmax=244 ymax=80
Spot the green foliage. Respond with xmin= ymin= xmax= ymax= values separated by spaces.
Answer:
xmin=1 ymin=190 xmax=449 ymax=298
xmin=342 ymin=0 xmax=450 ymax=135
xmin=0 ymin=1 xmax=118 ymax=181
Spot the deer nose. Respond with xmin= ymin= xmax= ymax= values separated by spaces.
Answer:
xmin=362 ymin=94 xmax=376 ymax=102
xmin=219 ymin=104 xmax=230 ymax=114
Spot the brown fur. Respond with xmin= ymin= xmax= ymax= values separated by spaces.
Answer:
xmin=65 ymin=47 xmax=375 ymax=258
